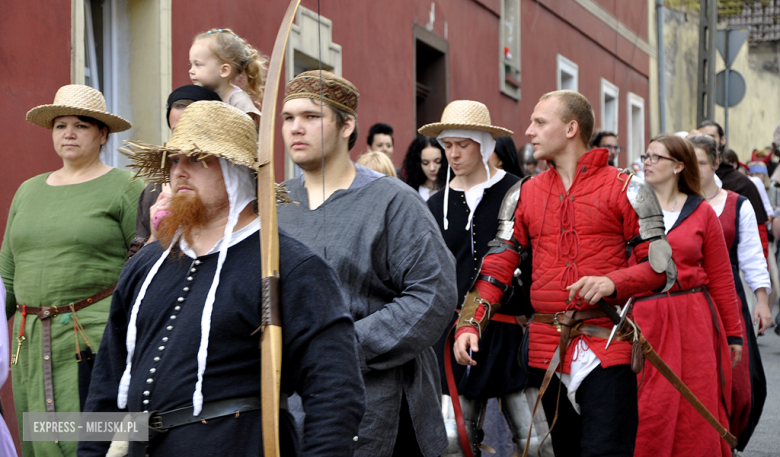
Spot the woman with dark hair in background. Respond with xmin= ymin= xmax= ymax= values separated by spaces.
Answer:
xmin=633 ymin=135 xmax=743 ymax=457
xmin=402 ymin=134 xmax=448 ymax=201
xmin=489 ymin=136 xmax=525 ymax=178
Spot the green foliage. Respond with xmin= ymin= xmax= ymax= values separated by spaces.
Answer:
xmin=664 ymin=0 xmax=699 ymax=12
xmin=664 ymin=0 xmax=775 ymax=17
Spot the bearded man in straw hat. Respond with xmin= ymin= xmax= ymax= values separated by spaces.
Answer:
xmin=419 ymin=100 xmax=553 ymax=457
xmin=277 ymin=70 xmax=457 ymax=457
xmin=453 ymin=91 xmax=677 ymax=456
xmin=78 ymin=101 xmax=365 ymax=457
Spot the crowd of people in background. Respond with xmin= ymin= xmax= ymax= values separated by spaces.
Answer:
xmin=364 ymin=111 xmax=779 ymax=457
xmin=2 ymin=24 xmax=779 ymax=457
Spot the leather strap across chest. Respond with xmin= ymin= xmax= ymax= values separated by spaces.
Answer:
xmin=17 ymin=285 xmax=115 ymax=413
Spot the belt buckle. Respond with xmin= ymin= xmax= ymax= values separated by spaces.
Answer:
xmin=553 ymin=312 xmax=564 ymax=333
xmin=150 ymin=414 xmax=163 ymax=429
xmin=43 ymin=307 xmax=58 ymax=318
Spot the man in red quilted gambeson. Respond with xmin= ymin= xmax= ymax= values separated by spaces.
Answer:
xmin=454 ymin=90 xmax=676 ymax=457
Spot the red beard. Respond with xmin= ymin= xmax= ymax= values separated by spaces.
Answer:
xmin=156 ymin=189 xmax=208 ymax=252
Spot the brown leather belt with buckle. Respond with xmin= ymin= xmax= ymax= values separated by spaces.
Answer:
xmin=533 ymin=309 xmax=628 ymax=341
xmin=17 ymin=285 xmax=115 ymax=413
xmin=519 ymin=308 xmax=635 ymax=456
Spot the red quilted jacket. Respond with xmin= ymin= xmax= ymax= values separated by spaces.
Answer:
xmin=466 ymin=149 xmax=666 ymax=372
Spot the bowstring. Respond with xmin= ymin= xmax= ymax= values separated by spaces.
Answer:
xmin=317 ymin=0 xmax=327 ymax=260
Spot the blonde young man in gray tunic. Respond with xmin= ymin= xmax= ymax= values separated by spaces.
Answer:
xmin=277 ymin=71 xmax=457 ymax=457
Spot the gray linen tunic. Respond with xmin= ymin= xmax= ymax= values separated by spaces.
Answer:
xmin=278 ymin=165 xmax=457 ymax=457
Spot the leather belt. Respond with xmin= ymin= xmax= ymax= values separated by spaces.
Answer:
xmin=17 ymin=285 xmax=115 ymax=413
xmin=635 ymin=286 xmax=704 ymax=302
xmin=131 ymin=395 xmax=287 ymax=457
xmin=149 ymin=395 xmax=286 ymax=431
xmin=533 ymin=309 xmax=628 ymax=341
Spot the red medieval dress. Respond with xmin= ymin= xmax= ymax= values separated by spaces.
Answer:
xmin=717 ymin=190 xmax=767 ymax=450
xmin=633 ymin=195 xmax=743 ymax=457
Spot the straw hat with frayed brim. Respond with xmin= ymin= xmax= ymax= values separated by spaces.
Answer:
xmin=418 ymin=100 xmax=513 ymax=138
xmin=121 ymin=101 xmax=259 ymax=184
xmin=26 ymin=84 xmax=132 ymax=133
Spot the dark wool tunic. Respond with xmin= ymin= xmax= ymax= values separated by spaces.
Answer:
xmin=278 ymin=165 xmax=457 ymax=457
xmin=716 ymin=162 xmax=769 ymax=224
xmin=78 ymin=230 xmax=365 ymax=457
xmin=427 ymin=173 xmax=532 ymax=399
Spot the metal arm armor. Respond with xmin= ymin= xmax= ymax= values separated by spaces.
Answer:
xmin=486 ymin=178 xmax=528 ymax=258
xmin=625 ymin=177 xmax=677 ymax=292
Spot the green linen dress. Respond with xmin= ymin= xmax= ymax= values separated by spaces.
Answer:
xmin=0 ymin=168 xmax=144 ymax=457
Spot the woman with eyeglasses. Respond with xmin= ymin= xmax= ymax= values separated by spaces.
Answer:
xmin=688 ymin=134 xmax=769 ymax=451
xmin=632 ymin=135 xmax=743 ymax=457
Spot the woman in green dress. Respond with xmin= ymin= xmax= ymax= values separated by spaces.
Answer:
xmin=0 ymin=84 xmax=144 ymax=457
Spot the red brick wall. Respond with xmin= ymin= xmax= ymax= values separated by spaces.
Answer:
xmin=0 ymin=2 xmax=72 ymax=453
xmin=171 ymin=0 xmax=650 ymax=168
xmin=0 ymin=3 xmax=652 ymax=454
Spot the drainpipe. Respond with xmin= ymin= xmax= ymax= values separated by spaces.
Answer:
xmin=657 ymin=0 xmax=667 ymax=134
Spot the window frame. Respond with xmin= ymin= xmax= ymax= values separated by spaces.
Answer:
xmin=285 ymin=6 xmax=343 ymax=180
xmin=499 ymin=0 xmax=521 ymax=100
xmin=627 ymin=92 xmax=645 ymax=166
xmin=556 ymin=54 xmax=578 ymax=92
xmin=600 ymin=77 xmax=619 ymax=134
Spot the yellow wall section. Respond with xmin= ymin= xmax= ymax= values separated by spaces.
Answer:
xmin=128 ymin=0 xmax=172 ymax=145
xmin=663 ymin=8 xmax=780 ymax=157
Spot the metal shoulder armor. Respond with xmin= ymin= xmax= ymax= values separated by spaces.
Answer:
xmin=625 ymin=176 xmax=677 ymax=292
xmin=486 ymin=177 xmax=527 ymax=257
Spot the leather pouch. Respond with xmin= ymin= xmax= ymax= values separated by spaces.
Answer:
xmin=517 ymin=323 xmax=531 ymax=373
xmin=631 ymin=340 xmax=644 ymax=374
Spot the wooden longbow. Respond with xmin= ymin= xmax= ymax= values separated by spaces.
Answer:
xmin=257 ymin=1 xmax=301 ymax=456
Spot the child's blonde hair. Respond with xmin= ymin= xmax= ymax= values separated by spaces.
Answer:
xmin=194 ymin=28 xmax=268 ymax=103
xmin=357 ymin=151 xmax=397 ymax=177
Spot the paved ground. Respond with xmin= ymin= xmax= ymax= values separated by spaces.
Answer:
xmin=742 ymin=329 xmax=780 ymax=457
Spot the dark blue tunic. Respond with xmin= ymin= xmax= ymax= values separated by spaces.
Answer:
xmin=427 ymin=173 xmax=533 ymax=399
xmin=78 ymin=229 xmax=365 ymax=457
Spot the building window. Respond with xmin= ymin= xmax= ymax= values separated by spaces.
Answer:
xmin=600 ymin=78 xmax=619 ymax=134
xmin=500 ymin=0 xmax=520 ymax=99
xmin=415 ymin=25 xmax=448 ymax=131
xmin=77 ymin=0 xmax=135 ymax=167
xmin=556 ymin=54 xmax=578 ymax=91
xmin=627 ymin=92 xmax=645 ymax=166
xmin=285 ymin=6 xmax=343 ymax=180
xmin=84 ymin=0 xmax=101 ymax=91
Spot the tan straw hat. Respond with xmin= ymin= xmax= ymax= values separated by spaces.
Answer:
xmin=26 ymin=84 xmax=131 ymax=132
xmin=418 ymin=100 xmax=513 ymax=138
xmin=121 ymin=101 xmax=258 ymax=184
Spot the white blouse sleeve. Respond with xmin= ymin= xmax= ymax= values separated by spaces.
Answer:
xmin=737 ymin=199 xmax=772 ymax=294
xmin=750 ymin=176 xmax=773 ymax=217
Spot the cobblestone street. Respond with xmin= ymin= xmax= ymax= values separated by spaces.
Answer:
xmin=743 ymin=325 xmax=780 ymax=456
